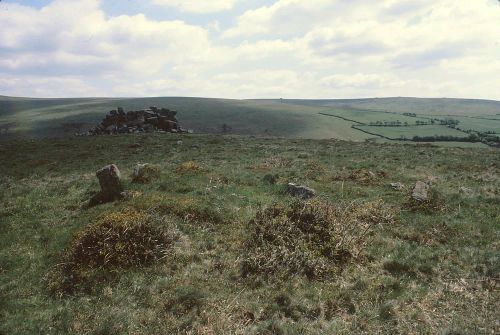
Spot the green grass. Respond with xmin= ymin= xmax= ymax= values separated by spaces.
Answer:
xmin=0 ymin=133 xmax=498 ymax=334
xmin=321 ymin=108 xmax=430 ymax=124
xmin=278 ymin=97 xmax=500 ymax=116
xmin=356 ymin=125 xmax=469 ymax=140
xmin=0 ymin=97 xmax=370 ymax=140
xmin=2 ymin=96 xmax=500 ymax=145
xmin=449 ymin=116 xmax=500 ymax=134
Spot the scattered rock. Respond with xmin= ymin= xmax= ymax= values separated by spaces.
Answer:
xmin=133 ymin=163 xmax=149 ymax=182
xmin=390 ymin=182 xmax=404 ymax=190
xmin=412 ymin=181 xmax=429 ymax=202
xmin=132 ymin=163 xmax=160 ymax=184
xmin=285 ymin=183 xmax=316 ymax=199
xmin=90 ymin=164 xmax=124 ymax=206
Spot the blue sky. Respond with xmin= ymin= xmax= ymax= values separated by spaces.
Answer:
xmin=1 ymin=0 xmax=499 ymax=99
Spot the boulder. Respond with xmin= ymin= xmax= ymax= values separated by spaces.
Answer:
xmin=285 ymin=183 xmax=316 ymax=199
xmin=412 ymin=181 xmax=429 ymax=201
xmin=90 ymin=164 xmax=124 ymax=206
xmin=132 ymin=163 xmax=149 ymax=183
xmin=390 ymin=182 xmax=404 ymax=190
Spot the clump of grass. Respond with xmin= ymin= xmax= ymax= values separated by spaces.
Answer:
xmin=46 ymin=208 xmax=178 ymax=296
xmin=241 ymin=199 xmax=396 ymax=280
xmin=348 ymin=168 xmax=386 ymax=185
xmin=263 ymin=173 xmax=279 ymax=185
xmin=175 ymin=161 xmax=201 ymax=174
xmin=133 ymin=194 xmax=229 ymax=224
xmin=165 ymin=286 xmax=206 ymax=316
xmin=304 ymin=160 xmax=327 ymax=181
xmin=165 ymin=197 xmax=226 ymax=224
xmin=405 ymin=188 xmax=446 ymax=213
xmin=132 ymin=164 xmax=161 ymax=184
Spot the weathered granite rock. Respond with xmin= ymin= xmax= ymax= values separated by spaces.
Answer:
xmin=390 ymin=182 xmax=404 ymax=190
xmin=90 ymin=164 xmax=123 ymax=206
xmin=286 ymin=183 xmax=316 ymax=199
xmin=85 ymin=106 xmax=186 ymax=136
xmin=412 ymin=181 xmax=429 ymax=201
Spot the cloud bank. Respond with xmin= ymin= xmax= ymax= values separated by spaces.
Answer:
xmin=0 ymin=0 xmax=499 ymax=99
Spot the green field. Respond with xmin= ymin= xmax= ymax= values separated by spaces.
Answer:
xmin=320 ymin=108 xmax=430 ymax=124
xmin=444 ymin=116 xmax=500 ymax=134
xmin=1 ymin=134 xmax=498 ymax=334
xmin=355 ymin=125 xmax=469 ymax=140
xmin=278 ymin=97 xmax=500 ymax=116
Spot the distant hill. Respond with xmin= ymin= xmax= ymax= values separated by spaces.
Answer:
xmin=0 ymin=96 xmax=369 ymax=140
xmin=1 ymin=96 xmax=499 ymax=141
xmin=269 ymin=97 xmax=500 ymax=116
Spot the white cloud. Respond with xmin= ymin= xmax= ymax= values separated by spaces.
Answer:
xmin=0 ymin=0 xmax=499 ymax=99
xmin=151 ymin=0 xmax=238 ymax=13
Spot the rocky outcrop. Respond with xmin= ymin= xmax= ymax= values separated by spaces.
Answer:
xmin=89 ymin=164 xmax=124 ymax=206
xmin=84 ymin=106 xmax=189 ymax=135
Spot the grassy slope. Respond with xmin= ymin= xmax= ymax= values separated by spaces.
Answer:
xmin=356 ymin=125 xmax=469 ymax=139
xmin=0 ymin=134 xmax=498 ymax=334
xmin=0 ymin=97 xmax=369 ymax=140
xmin=277 ymin=97 xmax=500 ymax=116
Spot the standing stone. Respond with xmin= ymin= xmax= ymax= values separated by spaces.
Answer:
xmin=412 ymin=181 xmax=429 ymax=201
xmin=90 ymin=164 xmax=123 ymax=206
xmin=285 ymin=183 xmax=316 ymax=199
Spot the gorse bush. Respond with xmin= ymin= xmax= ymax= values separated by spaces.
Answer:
xmin=241 ymin=199 xmax=396 ymax=280
xmin=47 ymin=208 xmax=178 ymax=295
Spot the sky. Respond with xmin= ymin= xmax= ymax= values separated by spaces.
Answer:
xmin=0 ymin=0 xmax=499 ymax=99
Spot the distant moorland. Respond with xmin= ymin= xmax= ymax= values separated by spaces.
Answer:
xmin=1 ymin=96 xmax=499 ymax=147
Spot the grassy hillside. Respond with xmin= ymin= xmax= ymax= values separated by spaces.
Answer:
xmin=355 ymin=125 xmax=469 ymax=140
xmin=277 ymin=97 xmax=500 ymax=116
xmin=1 ymin=96 xmax=499 ymax=147
xmin=0 ymin=97 xmax=370 ymax=140
xmin=0 ymin=134 xmax=498 ymax=334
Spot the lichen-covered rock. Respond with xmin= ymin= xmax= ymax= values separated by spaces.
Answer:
xmin=412 ymin=181 xmax=429 ymax=201
xmin=390 ymin=182 xmax=404 ymax=190
xmin=89 ymin=164 xmax=123 ymax=206
xmin=132 ymin=163 xmax=160 ymax=184
xmin=285 ymin=183 xmax=316 ymax=199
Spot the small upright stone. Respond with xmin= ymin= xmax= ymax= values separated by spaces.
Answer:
xmin=90 ymin=164 xmax=123 ymax=206
xmin=390 ymin=182 xmax=404 ymax=190
xmin=412 ymin=181 xmax=429 ymax=202
xmin=286 ymin=183 xmax=316 ymax=199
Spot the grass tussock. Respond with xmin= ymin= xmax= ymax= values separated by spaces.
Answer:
xmin=241 ymin=199 xmax=396 ymax=280
xmin=175 ymin=161 xmax=201 ymax=174
xmin=46 ymin=208 xmax=178 ymax=296
xmin=133 ymin=194 xmax=229 ymax=224
xmin=304 ymin=160 xmax=328 ymax=181
xmin=348 ymin=168 xmax=386 ymax=185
